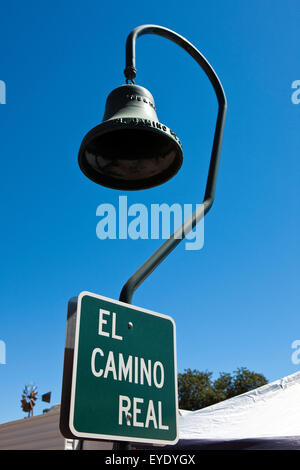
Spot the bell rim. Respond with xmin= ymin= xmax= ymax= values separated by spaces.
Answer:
xmin=78 ymin=118 xmax=183 ymax=190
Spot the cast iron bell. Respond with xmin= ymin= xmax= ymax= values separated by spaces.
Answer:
xmin=78 ymin=84 xmax=183 ymax=190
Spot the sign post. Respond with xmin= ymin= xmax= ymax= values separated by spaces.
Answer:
xmin=60 ymin=291 xmax=178 ymax=446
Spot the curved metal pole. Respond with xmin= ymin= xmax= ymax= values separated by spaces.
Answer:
xmin=120 ymin=24 xmax=227 ymax=305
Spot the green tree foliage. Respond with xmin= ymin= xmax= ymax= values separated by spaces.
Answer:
xmin=178 ymin=367 xmax=268 ymax=411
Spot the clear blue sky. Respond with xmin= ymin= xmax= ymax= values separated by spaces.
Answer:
xmin=0 ymin=0 xmax=299 ymax=423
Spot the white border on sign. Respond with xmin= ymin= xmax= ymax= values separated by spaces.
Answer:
xmin=69 ymin=291 xmax=179 ymax=445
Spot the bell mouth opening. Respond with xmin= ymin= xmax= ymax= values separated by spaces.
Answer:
xmin=78 ymin=126 xmax=183 ymax=190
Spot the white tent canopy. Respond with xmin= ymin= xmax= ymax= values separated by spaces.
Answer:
xmin=175 ymin=371 xmax=300 ymax=447
xmin=1 ymin=372 xmax=299 ymax=450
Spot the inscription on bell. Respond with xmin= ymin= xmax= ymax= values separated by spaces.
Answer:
xmin=111 ymin=117 xmax=182 ymax=147
xmin=126 ymin=94 xmax=156 ymax=110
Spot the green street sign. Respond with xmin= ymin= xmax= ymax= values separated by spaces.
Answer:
xmin=64 ymin=291 xmax=178 ymax=445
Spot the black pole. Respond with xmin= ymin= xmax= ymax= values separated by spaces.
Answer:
xmin=116 ymin=24 xmax=227 ymax=452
